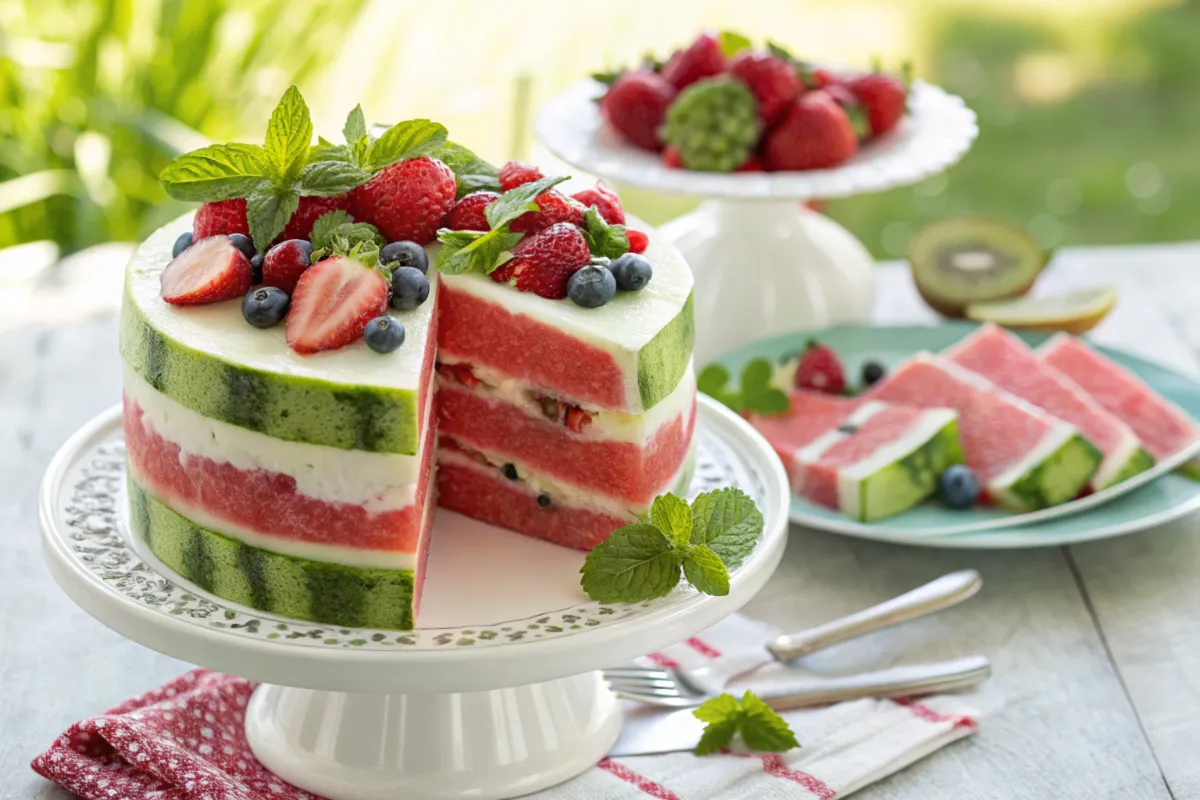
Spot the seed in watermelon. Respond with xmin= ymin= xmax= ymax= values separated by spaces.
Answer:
xmin=965 ymin=287 xmax=1116 ymax=334
xmin=908 ymin=218 xmax=1047 ymax=318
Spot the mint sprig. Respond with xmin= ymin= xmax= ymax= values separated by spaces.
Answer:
xmin=698 ymin=358 xmax=790 ymax=415
xmin=694 ymin=691 xmax=799 ymax=756
xmin=310 ymin=210 xmax=383 ymax=260
xmin=581 ymin=206 xmax=630 ymax=259
xmin=579 ymin=488 xmax=763 ymax=603
xmin=322 ymin=106 xmax=448 ymax=175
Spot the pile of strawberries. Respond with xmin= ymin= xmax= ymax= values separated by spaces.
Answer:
xmin=597 ymin=32 xmax=908 ymax=172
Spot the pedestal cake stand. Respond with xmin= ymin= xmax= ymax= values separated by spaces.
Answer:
xmin=39 ymin=396 xmax=789 ymax=800
xmin=535 ymin=79 xmax=978 ymax=362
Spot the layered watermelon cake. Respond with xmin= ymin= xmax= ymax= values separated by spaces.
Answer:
xmin=120 ymin=88 xmax=695 ymax=630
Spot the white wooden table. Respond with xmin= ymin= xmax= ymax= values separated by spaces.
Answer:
xmin=4 ymin=244 xmax=1200 ymax=798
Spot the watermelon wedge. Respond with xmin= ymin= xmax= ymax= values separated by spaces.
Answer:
xmin=748 ymin=391 xmax=963 ymax=522
xmin=946 ymin=324 xmax=1153 ymax=490
xmin=867 ymin=352 xmax=1101 ymax=511
xmin=1039 ymin=333 xmax=1200 ymax=462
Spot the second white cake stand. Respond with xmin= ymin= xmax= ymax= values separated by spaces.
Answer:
xmin=536 ymin=79 xmax=979 ymax=362
xmin=40 ymin=396 xmax=788 ymax=800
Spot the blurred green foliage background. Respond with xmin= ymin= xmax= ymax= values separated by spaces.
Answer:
xmin=1 ymin=0 xmax=1197 ymax=260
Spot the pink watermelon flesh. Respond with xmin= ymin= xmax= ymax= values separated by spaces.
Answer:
xmin=946 ymin=324 xmax=1145 ymax=487
xmin=1039 ymin=334 xmax=1200 ymax=460
xmin=747 ymin=391 xmax=864 ymax=467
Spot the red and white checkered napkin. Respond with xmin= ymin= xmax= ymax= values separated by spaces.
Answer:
xmin=31 ymin=614 xmax=979 ymax=800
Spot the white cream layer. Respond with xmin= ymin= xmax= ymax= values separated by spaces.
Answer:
xmin=125 ymin=364 xmax=429 ymax=513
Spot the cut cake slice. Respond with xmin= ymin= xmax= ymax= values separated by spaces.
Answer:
xmin=945 ymin=323 xmax=1153 ymax=490
xmin=867 ymin=352 xmax=1101 ymax=511
xmin=748 ymin=391 xmax=963 ymax=522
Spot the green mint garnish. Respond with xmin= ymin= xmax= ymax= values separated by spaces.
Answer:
xmin=310 ymin=210 xmax=383 ymax=261
xmin=321 ymin=106 xmax=448 ymax=175
xmin=718 ymin=31 xmax=753 ymax=58
xmin=157 ymin=143 xmax=270 ymax=202
xmin=698 ymin=358 xmax=790 ymax=415
xmin=432 ymin=141 xmax=502 ymax=198
xmin=694 ymin=691 xmax=799 ymax=756
xmin=579 ymin=488 xmax=763 ymax=603
xmin=581 ymin=206 xmax=630 ymax=259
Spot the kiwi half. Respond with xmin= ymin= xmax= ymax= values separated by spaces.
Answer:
xmin=908 ymin=218 xmax=1048 ymax=317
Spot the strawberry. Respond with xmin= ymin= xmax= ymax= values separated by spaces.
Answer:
xmin=600 ymin=70 xmax=676 ymax=151
xmin=192 ymin=199 xmax=249 ymax=241
xmin=509 ymin=190 xmax=586 ymax=235
xmin=845 ymin=72 xmax=906 ymax=137
xmin=571 ymin=181 xmax=625 ymax=224
xmin=728 ymin=52 xmax=803 ymax=124
xmin=793 ymin=340 xmax=846 ymax=395
xmin=564 ymin=406 xmax=593 ymax=433
xmin=661 ymin=146 xmax=684 ymax=168
xmin=762 ymin=91 xmax=857 ymax=171
xmin=280 ymin=195 xmax=352 ymax=241
xmin=490 ymin=223 xmax=590 ymax=299
xmin=661 ymin=33 xmax=726 ymax=91
xmin=627 ymin=229 xmax=649 ymax=254
xmin=285 ymin=255 xmax=389 ymax=354
xmin=824 ymin=84 xmax=871 ymax=141
xmin=436 ymin=362 xmax=480 ymax=389
xmin=349 ymin=156 xmax=456 ymax=245
xmin=808 ymin=66 xmax=840 ymax=90
xmin=160 ymin=235 xmax=252 ymax=305
xmin=445 ymin=190 xmax=499 ymax=231
xmin=261 ymin=239 xmax=314 ymax=294
xmin=498 ymin=161 xmax=545 ymax=191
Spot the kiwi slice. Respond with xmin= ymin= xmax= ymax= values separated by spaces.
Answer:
xmin=966 ymin=287 xmax=1116 ymax=334
xmin=908 ymin=218 xmax=1048 ymax=317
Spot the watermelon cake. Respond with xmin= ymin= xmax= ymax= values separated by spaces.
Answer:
xmin=749 ymin=391 xmax=962 ymax=521
xmin=120 ymin=88 xmax=695 ymax=630
xmin=945 ymin=323 xmax=1153 ymax=490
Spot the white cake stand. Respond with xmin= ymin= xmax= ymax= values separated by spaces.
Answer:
xmin=536 ymin=79 xmax=979 ymax=362
xmin=39 ymin=396 xmax=788 ymax=800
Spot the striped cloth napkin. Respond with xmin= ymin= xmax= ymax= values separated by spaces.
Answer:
xmin=31 ymin=614 xmax=979 ymax=800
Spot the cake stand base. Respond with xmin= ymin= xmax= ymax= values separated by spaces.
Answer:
xmin=246 ymin=672 xmax=621 ymax=800
xmin=657 ymin=200 xmax=876 ymax=364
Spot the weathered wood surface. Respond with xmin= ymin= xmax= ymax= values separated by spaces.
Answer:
xmin=3 ymin=246 xmax=1199 ymax=798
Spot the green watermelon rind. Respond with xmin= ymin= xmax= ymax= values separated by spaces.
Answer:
xmin=995 ymin=432 xmax=1102 ymax=511
xmin=1098 ymin=445 xmax=1155 ymax=490
xmin=129 ymin=476 xmax=418 ymax=630
xmin=856 ymin=417 xmax=966 ymax=523
xmin=637 ymin=292 xmax=695 ymax=411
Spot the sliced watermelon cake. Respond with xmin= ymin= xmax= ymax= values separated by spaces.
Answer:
xmin=867 ymin=353 xmax=1101 ymax=511
xmin=748 ymin=391 xmax=962 ymax=521
xmin=1039 ymin=333 xmax=1200 ymax=462
xmin=945 ymin=323 xmax=1153 ymax=490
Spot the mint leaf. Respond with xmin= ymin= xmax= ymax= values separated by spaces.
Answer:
xmin=682 ymin=545 xmax=730 ymax=597
xmin=299 ymin=160 xmax=371 ymax=196
xmin=738 ymin=692 xmax=800 ymax=752
xmin=343 ymin=105 xmax=368 ymax=148
xmin=484 ymin=175 xmax=569 ymax=230
xmin=158 ymin=143 xmax=270 ymax=201
xmin=650 ymin=493 xmax=691 ymax=546
xmin=367 ymin=119 xmax=448 ymax=172
xmin=693 ymin=694 xmax=740 ymax=755
xmin=719 ymin=31 xmax=753 ymax=58
xmin=689 ymin=487 xmax=764 ymax=570
xmin=697 ymin=363 xmax=744 ymax=413
xmin=739 ymin=358 xmax=790 ymax=414
xmin=581 ymin=206 xmax=630 ymax=259
xmin=264 ymin=86 xmax=313 ymax=186
xmin=310 ymin=210 xmax=354 ymax=251
xmin=310 ymin=136 xmax=353 ymax=164
xmin=434 ymin=141 xmax=501 ymax=198
xmin=579 ymin=523 xmax=682 ymax=603
xmin=436 ymin=228 xmax=521 ymax=276
xmin=310 ymin=213 xmax=383 ymax=260
xmin=246 ymin=190 xmax=301 ymax=252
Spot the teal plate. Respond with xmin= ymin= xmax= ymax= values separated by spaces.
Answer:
xmin=711 ymin=322 xmax=1200 ymax=548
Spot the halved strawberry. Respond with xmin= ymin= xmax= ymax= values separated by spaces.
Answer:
xmin=160 ymin=235 xmax=252 ymax=305
xmin=285 ymin=255 xmax=389 ymax=354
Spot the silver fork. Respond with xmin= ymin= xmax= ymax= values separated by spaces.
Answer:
xmin=603 ymin=569 xmax=982 ymax=700
xmin=603 ymin=654 xmax=991 ymax=709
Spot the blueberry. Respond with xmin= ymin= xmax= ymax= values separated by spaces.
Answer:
xmin=502 ymin=463 xmax=519 ymax=480
xmin=364 ymin=316 xmax=406 ymax=353
xmin=380 ymin=241 xmax=429 ymax=274
xmin=862 ymin=360 xmax=886 ymax=387
xmin=172 ymin=231 xmax=193 ymax=258
xmin=567 ymin=265 xmax=617 ymax=308
xmin=228 ymin=233 xmax=256 ymax=261
xmin=249 ymin=253 xmax=264 ymax=285
xmin=938 ymin=465 xmax=980 ymax=510
xmin=390 ymin=266 xmax=430 ymax=310
xmin=241 ymin=287 xmax=289 ymax=329
xmin=537 ymin=493 xmax=552 ymax=508
xmin=609 ymin=253 xmax=652 ymax=291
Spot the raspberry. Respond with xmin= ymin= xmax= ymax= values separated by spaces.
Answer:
xmin=794 ymin=340 xmax=846 ymax=395
xmin=444 ymin=191 xmax=499 ymax=231
xmin=193 ymin=199 xmax=249 ymax=240
xmin=499 ymin=161 xmax=545 ymax=191
xmin=627 ymin=229 xmax=649 ymax=254
xmin=571 ymin=182 xmax=625 ymax=224
xmin=509 ymin=191 xmax=585 ymax=235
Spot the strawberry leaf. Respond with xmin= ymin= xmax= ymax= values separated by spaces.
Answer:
xmin=581 ymin=206 xmax=630 ymax=259
xmin=299 ymin=160 xmax=371 ymax=196
xmin=484 ymin=175 xmax=569 ymax=230
xmin=246 ymin=189 xmax=301 ymax=253
xmin=367 ymin=119 xmax=448 ymax=172
xmin=436 ymin=228 xmax=522 ymax=276
xmin=264 ymin=86 xmax=313 ymax=187
xmin=158 ymin=143 xmax=270 ymax=201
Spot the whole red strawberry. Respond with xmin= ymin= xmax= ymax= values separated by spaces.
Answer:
xmin=763 ymin=91 xmax=857 ymax=171
xmin=445 ymin=190 xmax=499 ymax=231
xmin=286 ymin=255 xmax=389 ymax=354
xmin=661 ymin=146 xmax=684 ymax=169
xmin=491 ymin=223 xmax=590 ymax=299
xmin=571 ymin=181 xmax=625 ymax=224
xmin=509 ymin=191 xmax=585 ymax=235
xmin=661 ymin=33 xmax=726 ymax=91
xmin=824 ymin=84 xmax=871 ymax=141
xmin=627 ymin=229 xmax=649 ymax=254
xmin=736 ymin=155 xmax=765 ymax=172
xmin=845 ymin=73 xmax=906 ymax=138
xmin=280 ymin=195 xmax=352 ymax=241
xmin=499 ymin=161 xmax=544 ymax=191
xmin=261 ymin=239 xmax=314 ymax=294
xmin=193 ymin=199 xmax=249 ymax=240
xmin=349 ymin=156 xmax=456 ymax=244
xmin=728 ymin=52 xmax=803 ymax=124
xmin=601 ymin=70 xmax=676 ymax=151
xmin=794 ymin=340 xmax=846 ymax=395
